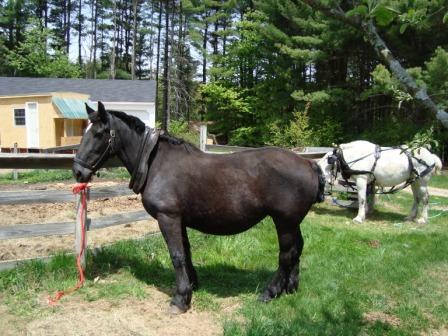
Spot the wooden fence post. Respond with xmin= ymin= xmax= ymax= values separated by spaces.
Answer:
xmin=200 ymin=124 xmax=207 ymax=152
xmin=13 ymin=143 xmax=18 ymax=180
xmin=75 ymin=188 xmax=89 ymax=269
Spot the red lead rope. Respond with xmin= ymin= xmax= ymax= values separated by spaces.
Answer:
xmin=47 ymin=182 xmax=90 ymax=305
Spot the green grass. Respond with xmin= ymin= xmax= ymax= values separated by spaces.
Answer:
xmin=0 ymin=167 xmax=130 ymax=185
xmin=429 ymin=171 xmax=448 ymax=189
xmin=0 ymin=192 xmax=447 ymax=334
xmin=0 ymin=169 xmax=74 ymax=184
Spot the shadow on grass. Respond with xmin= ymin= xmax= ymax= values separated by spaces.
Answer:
xmin=88 ymin=248 xmax=272 ymax=298
xmin=224 ymin=296 xmax=384 ymax=336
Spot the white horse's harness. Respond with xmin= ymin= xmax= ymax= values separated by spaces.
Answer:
xmin=327 ymin=145 xmax=435 ymax=195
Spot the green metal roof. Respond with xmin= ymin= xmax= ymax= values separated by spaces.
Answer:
xmin=52 ymin=97 xmax=88 ymax=119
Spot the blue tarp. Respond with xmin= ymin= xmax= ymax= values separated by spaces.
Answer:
xmin=52 ymin=97 xmax=88 ymax=119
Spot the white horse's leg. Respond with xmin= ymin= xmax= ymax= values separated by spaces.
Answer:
xmin=405 ymin=182 xmax=419 ymax=221
xmin=415 ymin=178 xmax=430 ymax=224
xmin=353 ymin=175 xmax=368 ymax=223
xmin=366 ymin=182 xmax=376 ymax=215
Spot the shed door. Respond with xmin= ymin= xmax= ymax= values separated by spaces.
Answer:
xmin=26 ymin=102 xmax=39 ymax=148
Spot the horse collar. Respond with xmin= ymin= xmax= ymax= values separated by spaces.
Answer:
xmin=128 ymin=127 xmax=160 ymax=194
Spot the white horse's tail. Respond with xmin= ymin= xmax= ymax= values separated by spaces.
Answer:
xmin=432 ymin=154 xmax=443 ymax=175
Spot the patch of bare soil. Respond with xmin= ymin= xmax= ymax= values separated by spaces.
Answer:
xmin=0 ymin=287 xmax=223 ymax=336
xmin=403 ymin=186 xmax=448 ymax=198
xmin=421 ymin=328 xmax=448 ymax=336
xmin=0 ymin=195 xmax=144 ymax=226
xmin=363 ymin=311 xmax=401 ymax=327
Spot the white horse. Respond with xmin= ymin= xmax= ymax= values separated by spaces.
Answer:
xmin=318 ymin=140 xmax=442 ymax=224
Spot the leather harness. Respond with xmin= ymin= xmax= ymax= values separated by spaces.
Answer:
xmin=128 ymin=127 xmax=160 ymax=194
xmin=328 ymin=145 xmax=435 ymax=194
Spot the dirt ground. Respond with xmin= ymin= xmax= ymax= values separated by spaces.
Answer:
xmin=0 ymin=286 xmax=226 ymax=336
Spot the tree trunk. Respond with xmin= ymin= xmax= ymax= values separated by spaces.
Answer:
xmin=202 ymin=12 xmax=209 ymax=84
xmin=92 ymin=0 xmax=98 ymax=78
xmin=77 ymin=0 xmax=82 ymax=65
xmin=67 ymin=0 xmax=71 ymax=54
xmin=162 ymin=0 xmax=170 ymax=131
xmin=110 ymin=0 xmax=118 ymax=80
xmin=131 ymin=0 xmax=139 ymax=80
xmin=155 ymin=0 xmax=162 ymax=116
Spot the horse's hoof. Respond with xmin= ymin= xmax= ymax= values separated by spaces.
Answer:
xmin=167 ymin=303 xmax=188 ymax=315
xmin=258 ymin=292 xmax=273 ymax=303
xmin=353 ymin=217 xmax=363 ymax=224
xmin=415 ymin=218 xmax=427 ymax=225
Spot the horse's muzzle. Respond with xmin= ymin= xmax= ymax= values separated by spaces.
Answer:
xmin=72 ymin=161 xmax=93 ymax=183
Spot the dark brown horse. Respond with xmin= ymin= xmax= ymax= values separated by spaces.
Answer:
xmin=73 ymin=102 xmax=325 ymax=313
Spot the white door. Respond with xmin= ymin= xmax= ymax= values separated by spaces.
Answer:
xmin=26 ymin=102 xmax=39 ymax=148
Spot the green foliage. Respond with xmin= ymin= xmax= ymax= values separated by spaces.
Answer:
xmin=407 ymin=126 xmax=439 ymax=152
xmin=229 ymin=126 xmax=263 ymax=147
xmin=200 ymin=83 xmax=255 ymax=137
xmin=6 ymin=20 xmax=81 ymax=78
xmin=267 ymin=109 xmax=313 ymax=148
xmin=168 ymin=120 xmax=200 ymax=146
xmin=361 ymin=64 xmax=412 ymax=106
xmin=423 ymin=47 xmax=448 ymax=107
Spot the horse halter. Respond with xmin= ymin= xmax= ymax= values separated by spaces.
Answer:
xmin=74 ymin=129 xmax=117 ymax=172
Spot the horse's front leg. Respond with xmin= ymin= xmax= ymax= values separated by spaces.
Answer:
xmin=405 ymin=182 xmax=419 ymax=222
xmin=353 ymin=175 xmax=368 ymax=223
xmin=415 ymin=178 xmax=430 ymax=224
xmin=158 ymin=213 xmax=192 ymax=314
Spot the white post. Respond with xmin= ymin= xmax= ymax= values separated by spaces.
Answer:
xmin=200 ymin=124 xmax=207 ymax=152
xmin=75 ymin=188 xmax=89 ymax=269
xmin=13 ymin=143 xmax=18 ymax=180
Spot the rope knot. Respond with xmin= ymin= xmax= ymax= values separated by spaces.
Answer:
xmin=72 ymin=182 xmax=90 ymax=194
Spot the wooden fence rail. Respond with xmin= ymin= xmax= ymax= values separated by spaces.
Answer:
xmin=0 ymin=185 xmax=132 ymax=205
xmin=0 ymin=210 xmax=150 ymax=240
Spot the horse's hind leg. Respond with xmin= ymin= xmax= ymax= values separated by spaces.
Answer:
xmin=158 ymin=213 xmax=192 ymax=313
xmin=259 ymin=215 xmax=304 ymax=302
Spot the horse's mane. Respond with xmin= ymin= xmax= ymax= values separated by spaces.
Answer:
xmin=109 ymin=110 xmax=146 ymax=134
xmin=159 ymin=133 xmax=200 ymax=152
xmin=109 ymin=110 xmax=199 ymax=152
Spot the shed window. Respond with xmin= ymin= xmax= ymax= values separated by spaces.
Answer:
xmin=14 ymin=108 xmax=26 ymax=126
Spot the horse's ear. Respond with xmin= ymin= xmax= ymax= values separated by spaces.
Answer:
xmin=85 ymin=103 xmax=95 ymax=115
xmin=97 ymin=101 xmax=108 ymax=123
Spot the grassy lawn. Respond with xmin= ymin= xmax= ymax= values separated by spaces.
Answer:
xmin=0 ymin=167 xmax=130 ymax=185
xmin=429 ymin=171 xmax=448 ymax=189
xmin=1 ymin=192 xmax=447 ymax=335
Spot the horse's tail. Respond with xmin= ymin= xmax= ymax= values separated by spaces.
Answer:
xmin=432 ymin=154 xmax=443 ymax=175
xmin=311 ymin=161 xmax=326 ymax=203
